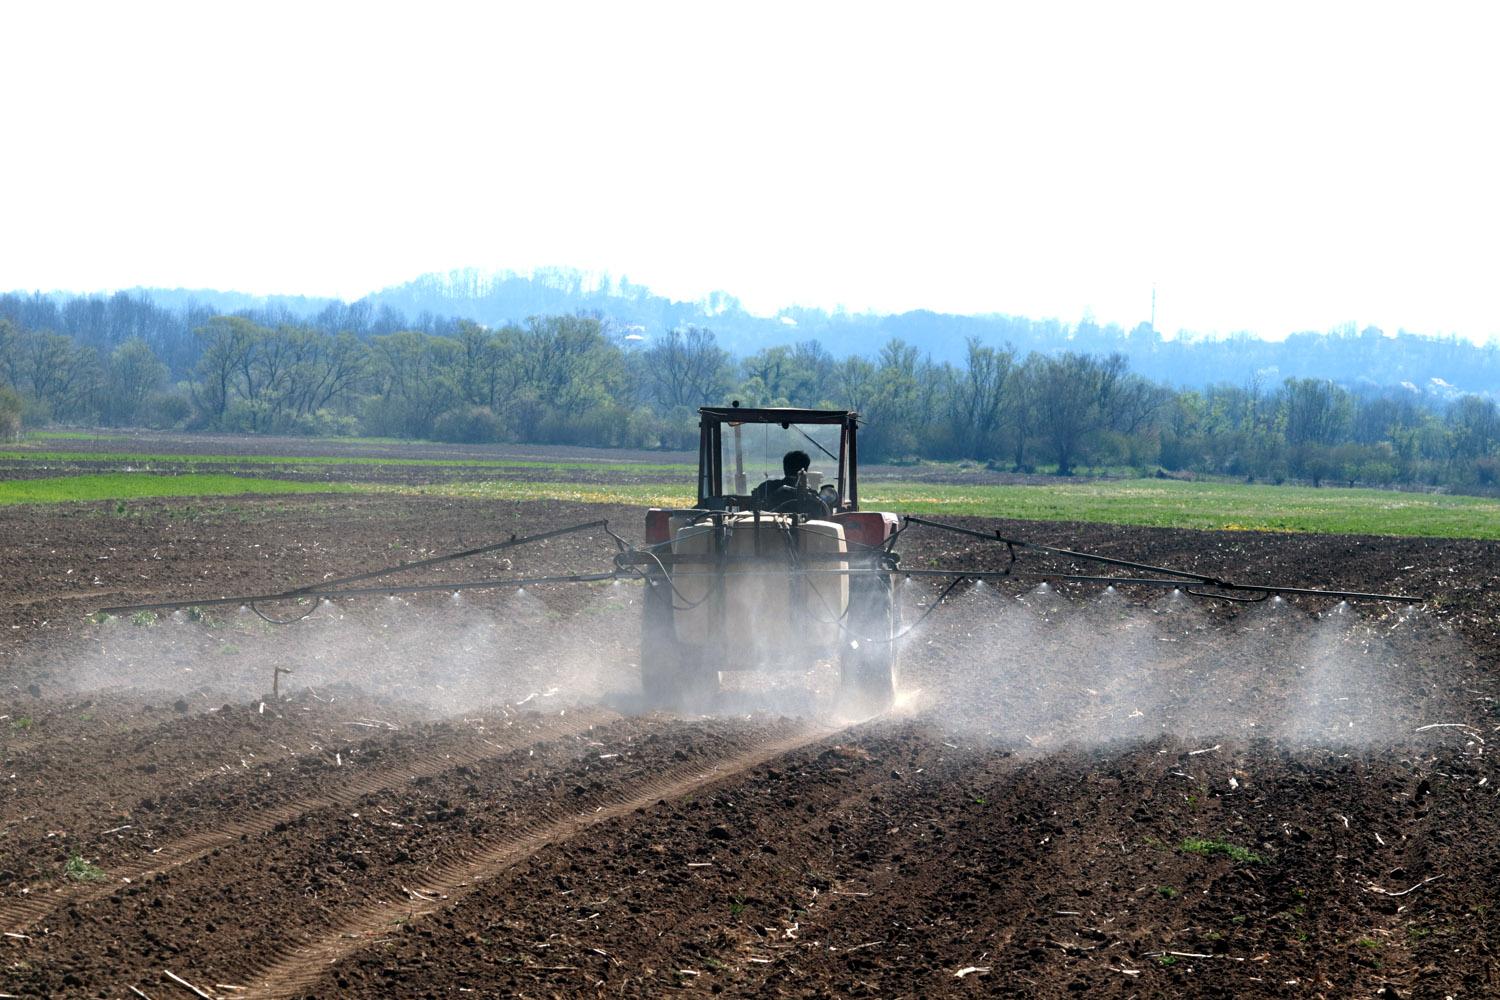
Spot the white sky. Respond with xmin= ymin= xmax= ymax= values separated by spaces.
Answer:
xmin=2 ymin=1 xmax=1497 ymax=342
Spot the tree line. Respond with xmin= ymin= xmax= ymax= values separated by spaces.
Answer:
xmin=1 ymin=311 xmax=1497 ymax=490
xmin=11 ymin=276 xmax=1500 ymax=399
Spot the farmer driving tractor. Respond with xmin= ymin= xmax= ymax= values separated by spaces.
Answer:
xmin=752 ymin=449 xmax=833 ymax=517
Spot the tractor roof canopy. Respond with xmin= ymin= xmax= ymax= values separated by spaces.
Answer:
xmin=698 ymin=405 xmax=858 ymax=427
xmin=696 ymin=405 xmax=861 ymax=510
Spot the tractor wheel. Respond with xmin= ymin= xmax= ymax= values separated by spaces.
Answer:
xmin=640 ymin=577 xmax=716 ymax=710
xmin=840 ymin=573 xmax=899 ymax=713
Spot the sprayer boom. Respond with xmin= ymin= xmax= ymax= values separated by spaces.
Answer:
xmin=896 ymin=517 xmax=1423 ymax=604
xmin=97 ymin=508 xmax=1425 ymax=622
xmin=92 ymin=406 xmax=1428 ymax=713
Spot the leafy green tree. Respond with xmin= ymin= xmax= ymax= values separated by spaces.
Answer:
xmin=451 ymin=321 xmax=517 ymax=411
xmin=10 ymin=330 xmax=101 ymax=422
xmin=16 ymin=331 xmax=74 ymax=412
xmin=788 ymin=340 xmax=837 ymax=407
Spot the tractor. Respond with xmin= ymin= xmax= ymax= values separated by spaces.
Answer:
xmin=621 ymin=403 xmax=901 ymax=711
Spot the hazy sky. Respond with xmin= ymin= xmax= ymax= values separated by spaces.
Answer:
xmin=3 ymin=2 xmax=1496 ymax=342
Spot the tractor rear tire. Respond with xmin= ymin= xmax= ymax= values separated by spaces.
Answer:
xmin=840 ymin=573 xmax=899 ymax=713
xmin=640 ymin=577 xmax=716 ymax=710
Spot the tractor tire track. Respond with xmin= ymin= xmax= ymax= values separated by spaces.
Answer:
xmin=230 ymin=721 xmax=838 ymax=1000
xmin=0 ymin=709 xmax=611 ymax=935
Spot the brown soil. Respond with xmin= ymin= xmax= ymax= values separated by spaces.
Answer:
xmin=2 ymin=494 xmax=1498 ymax=998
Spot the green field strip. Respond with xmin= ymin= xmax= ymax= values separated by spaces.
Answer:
xmin=858 ymin=479 xmax=1500 ymax=539
xmin=3 ymin=472 xmax=1496 ymax=540
xmin=0 ymin=474 xmax=361 ymax=506
xmin=369 ymin=480 xmax=694 ymax=508
xmin=24 ymin=431 xmax=132 ymax=442
xmin=0 ymin=449 xmax=694 ymax=475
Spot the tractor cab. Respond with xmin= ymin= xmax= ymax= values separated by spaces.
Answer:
xmin=694 ymin=403 xmax=860 ymax=514
xmin=634 ymin=403 xmax=900 ymax=712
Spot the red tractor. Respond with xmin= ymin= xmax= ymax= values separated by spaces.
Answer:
xmin=628 ymin=404 xmax=901 ymax=711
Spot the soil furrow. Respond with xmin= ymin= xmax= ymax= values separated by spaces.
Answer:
xmin=3 ymin=703 xmax=333 ymax=829
xmin=232 ymin=722 xmax=837 ymax=999
xmin=307 ymin=720 xmax=959 ymax=997
xmin=0 ymin=708 xmax=611 ymax=934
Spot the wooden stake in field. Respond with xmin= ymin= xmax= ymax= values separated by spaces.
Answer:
xmin=272 ymin=665 xmax=294 ymax=701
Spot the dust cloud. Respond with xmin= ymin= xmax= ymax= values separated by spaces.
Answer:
xmin=39 ymin=582 xmax=643 ymax=717
xmin=20 ymin=574 xmax=1474 ymax=751
xmin=896 ymin=579 xmax=1469 ymax=751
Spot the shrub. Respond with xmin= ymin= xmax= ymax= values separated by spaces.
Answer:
xmin=148 ymin=390 xmax=192 ymax=429
xmin=287 ymin=409 xmax=362 ymax=437
xmin=18 ymin=392 xmax=52 ymax=428
xmin=432 ymin=405 xmax=507 ymax=443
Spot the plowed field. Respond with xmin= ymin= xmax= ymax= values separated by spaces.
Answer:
xmin=3 ymin=495 xmax=1498 ymax=998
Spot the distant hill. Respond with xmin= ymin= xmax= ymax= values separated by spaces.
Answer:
xmin=7 ymin=267 xmax=1499 ymax=398
xmin=359 ymin=270 xmax=1500 ymax=398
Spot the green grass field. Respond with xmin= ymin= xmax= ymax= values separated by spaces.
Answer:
xmin=0 ymin=449 xmax=693 ymax=475
xmin=3 ymin=471 xmax=1497 ymax=540
xmin=859 ymin=479 xmax=1500 ymax=539
xmin=24 ymin=431 xmax=131 ymax=442
xmin=0 ymin=474 xmax=361 ymax=506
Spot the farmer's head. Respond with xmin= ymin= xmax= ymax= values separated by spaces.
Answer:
xmin=783 ymin=450 xmax=811 ymax=477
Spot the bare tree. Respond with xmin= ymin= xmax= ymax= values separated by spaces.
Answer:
xmin=371 ymin=330 xmax=461 ymax=432
xmin=1106 ymin=372 xmax=1171 ymax=436
xmin=0 ymin=386 xmax=19 ymax=441
xmin=514 ymin=315 xmax=621 ymax=409
xmin=192 ymin=316 xmax=262 ymax=425
xmin=0 ymin=319 xmax=19 ymax=389
xmin=950 ymin=338 xmax=1013 ymax=459
xmin=289 ymin=330 xmax=370 ymax=418
xmin=102 ymin=339 xmax=167 ymax=426
xmin=832 ymin=355 xmax=877 ymax=415
xmin=1282 ymin=378 xmax=1351 ymax=448
xmin=1034 ymin=352 xmax=1117 ymax=475
xmin=1006 ymin=355 xmax=1041 ymax=471
xmin=640 ymin=326 xmax=730 ymax=410
xmin=1449 ymin=395 xmax=1499 ymax=466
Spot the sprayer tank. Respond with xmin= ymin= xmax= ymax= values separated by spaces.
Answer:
xmin=670 ymin=514 xmax=849 ymax=661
